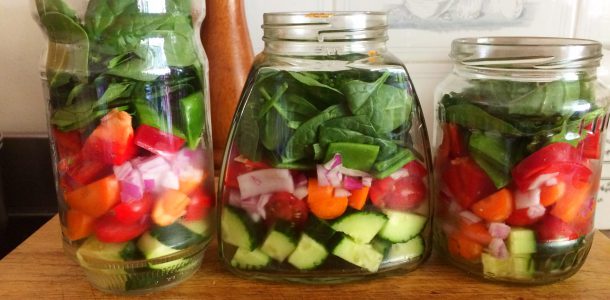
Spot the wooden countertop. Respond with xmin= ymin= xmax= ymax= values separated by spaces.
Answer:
xmin=1 ymin=215 xmax=610 ymax=299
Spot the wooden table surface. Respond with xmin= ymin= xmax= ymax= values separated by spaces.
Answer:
xmin=1 ymin=215 xmax=610 ymax=299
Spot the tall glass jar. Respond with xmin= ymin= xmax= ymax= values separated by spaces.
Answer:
xmin=33 ymin=0 xmax=214 ymax=294
xmin=434 ymin=37 xmax=609 ymax=284
xmin=218 ymin=12 xmax=432 ymax=283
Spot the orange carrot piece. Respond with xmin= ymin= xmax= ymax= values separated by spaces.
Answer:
xmin=152 ymin=189 xmax=191 ymax=226
xmin=347 ymin=186 xmax=370 ymax=210
xmin=470 ymin=188 xmax=513 ymax=222
xmin=540 ymin=181 xmax=566 ymax=207
xmin=307 ymin=179 xmax=348 ymax=219
xmin=448 ymin=233 xmax=483 ymax=261
xmin=551 ymin=181 xmax=591 ymax=223
xmin=179 ymin=171 xmax=208 ymax=196
xmin=65 ymin=209 xmax=95 ymax=241
xmin=65 ymin=175 xmax=120 ymax=217
xmin=458 ymin=220 xmax=492 ymax=246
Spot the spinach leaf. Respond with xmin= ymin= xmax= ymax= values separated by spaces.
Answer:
xmin=261 ymin=108 xmax=292 ymax=152
xmin=288 ymin=72 xmax=343 ymax=95
xmin=236 ymin=101 xmax=262 ymax=161
xmin=468 ymin=131 xmax=524 ymax=188
xmin=443 ymin=103 xmax=522 ymax=135
xmin=508 ymin=80 xmax=587 ymax=117
xmin=282 ymin=105 xmax=349 ymax=163
xmin=52 ymin=101 xmax=128 ymax=131
xmin=323 ymin=115 xmax=380 ymax=138
xmin=84 ymin=0 xmax=133 ymax=40
xmin=257 ymin=83 xmax=289 ymax=119
xmin=35 ymin=0 xmax=77 ymax=21
xmin=97 ymin=82 xmax=133 ymax=105
xmin=471 ymin=153 xmax=510 ymax=189
xmin=341 ymin=72 xmax=389 ymax=113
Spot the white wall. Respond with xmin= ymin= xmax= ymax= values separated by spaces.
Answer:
xmin=2 ymin=0 xmax=610 ymax=227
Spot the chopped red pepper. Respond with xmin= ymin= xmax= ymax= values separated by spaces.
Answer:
xmin=112 ymin=194 xmax=154 ymax=225
xmin=52 ymin=128 xmax=83 ymax=159
xmin=184 ymin=189 xmax=213 ymax=221
xmin=65 ymin=154 xmax=111 ymax=186
xmin=441 ymin=157 xmax=496 ymax=209
xmin=82 ymin=110 xmax=136 ymax=165
xmin=134 ymin=124 xmax=185 ymax=155
xmin=94 ymin=213 xmax=150 ymax=243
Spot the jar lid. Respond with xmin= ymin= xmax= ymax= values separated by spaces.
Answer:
xmin=262 ymin=12 xmax=388 ymax=42
xmin=451 ymin=37 xmax=603 ymax=69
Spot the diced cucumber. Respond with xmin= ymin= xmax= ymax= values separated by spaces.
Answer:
xmin=332 ymin=210 xmax=388 ymax=244
xmin=137 ymin=232 xmax=182 ymax=269
xmin=324 ymin=142 xmax=380 ymax=171
xmin=481 ymin=253 xmax=534 ymax=279
xmin=303 ymin=216 xmax=336 ymax=244
xmin=76 ymin=236 xmax=131 ymax=264
xmin=287 ymin=233 xmax=329 ymax=270
xmin=181 ymin=219 xmax=210 ymax=238
xmin=384 ymin=235 xmax=424 ymax=264
xmin=261 ymin=221 xmax=298 ymax=262
xmin=377 ymin=210 xmax=427 ymax=243
xmin=329 ymin=233 xmax=383 ymax=272
xmin=508 ymin=228 xmax=536 ymax=255
xmin=512 ymin=255 xmax=534 ymax=279
xmin=371 ymin=237 xmax=392 ymax=257
xmin=149 ymin=221 xmax=205 ymax=250
xmin=230 ymin=248 xmax=271 ymax=270
xmin=221 ymin=206 xmax=263 ymax=250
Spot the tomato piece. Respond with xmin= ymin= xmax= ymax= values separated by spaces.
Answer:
xmin=512 ymin=142 xmax=581 ymax=190
xmin=403 ymin=160 xmax=427 ymax=178
xmin=515 ymin=162 xmax=592 ymax=191
xmin=94 ymin=214 xmax=150 ymax=243
xmin=112 ymin=194 xmax=154 ymax=224
xmin=445 ymin=123 xmax=467 ymax=159
xmin=65 ymin=210 xmax=95 ymax=241
xmin=52 ymin=128 xmax=82 ymax=159
xmin=82 ymin=109 xmax=136 ymax=165
xmin=458 ymin=221 xmax=492 ymax=246
xmin=184 ymin=189 xmax=213 ymax=221
xmin=441 ymin=157 xmax=496 ymax=209
xmin=265 ymin=192 xmax=309 ymax=226
xmin=506 ymin=207 xmax=544 ymax=226
xmin=134 ymin=124 xmax=185 ymax=155
xmin=535 ymin=214 xmax=579 ymax=242
xmin=470 ymin=188 xmax=513 ymax=222
xmin=65 ymin=154 xmax=111 ymax=186
xmin=225 ymin=158 xmax=269 ymax=188
xmin=370 ymin=176 xmax=426 ymax=211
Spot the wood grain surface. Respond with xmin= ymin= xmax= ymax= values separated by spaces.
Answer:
xmin=1 ymin=215 xmax=610 ymax=299
xmin=200 ymin=0 xmax=254 ymax=168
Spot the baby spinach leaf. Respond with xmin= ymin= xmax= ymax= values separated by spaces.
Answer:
xmin=289 ymin=72 xmax=342 ymax=95
xmin=84 ymin=0 xmax=133 ymax=40
xmin=236 ymin=102 xmax=262 ymax=161
xmin=282 ymin=105 xmax=349 ymax=163
xmin=323 ymin=115 xmax=380 ymax=138
xmin=443 ymin=103 xmax=522 ymax=135
xmin=35 ymin=0 xmax=77 ymax=21
xmin=261 ymin=108 xmax=292 ymax=152
xmin=257 ymin=83 xmax=289 ymax=119
xmin=96 ymin=82 xmax=133 ymax=106
xmin=341 ymin=72 xmax=390 ymax=113
xmin=508 ymin=80 xmax=586 ymax=117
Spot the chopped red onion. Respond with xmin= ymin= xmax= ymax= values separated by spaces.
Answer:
xmin=323 ymin=154 xmax=342 ymax=170
xmin=448 ymin=201 xmax=464 ymax=214
xmin=294 ymin=185 xmax=308 ymax=200
xmin=293 ymin=172 xmax=308 ymax=186
xmin=515 ymin=188 xmax=541 ymax=209
xmin=317 ymin=164 xmax=330 ymax=187
xmin=237 ymin=168 xmax=295 ymax=199
xmin=160 ymin=171 xmax=180 ymax=190
xmin=459 ymin=210 xmax=482 ymax=224
xmin=489 ymin=238 xmax=509 ymax=259
xmin=132 ymin=155 xmax=172 ymax=192
xmin=528 ymin=172 xmax=559 ymax=190
xmin=488 ymin=222 xmax=511 ymax=240
xmin=336 ymin=166 xmax=371 ymax=177
xmin=343 ymin=176 xmax=364 ymax=190
xmin=361 ymin=176 xmax=373 ymax=187
xmin=144 ymin=179 xmax=155 ymax=190
xmin=327 ymin=168 xmax=343 ymax=187
xmin=240 ymin=194 xmax=271 ymax=222
xmin=114 ymin=161 xmax=144 ymax=202
xmin=228 ymin=189 xmax=241 ymax=207
xmin=390 ymin=169 xmax=410 ymax=180
xmin=334 ymin=188 xmax=352 ymax=198
xmin=119 ymin=180 xmax=143 ymax=203
xmin=113 ymin=162 xmax=134 ymax=180
xmin=527 ymin=204 xmax=546 ymax=219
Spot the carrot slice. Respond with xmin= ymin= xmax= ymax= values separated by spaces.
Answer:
xmin=347 ymin=186 xmax=370 ymax=210
xmin=152 ymin=189 xmax=191 ymax=226
xmin=307 ymin=179 xmax=348 ymax=219
xmin=458 ymin=220 xmax=492 ymax=246
xmin=179 ymin=171 xmax=208 ymax=196
xmin=448 ymin=233 xmax=483 ymax=261
xmin=65 ymin=175 xmax=120 ymax=217
xmin=65 ymin=210 xmax=95 ymax=241
xmin=470 ymin=188 xmax=513 ymax=222
xmin=551 ymin=181 xmax=591 ymax=223
xmin=540 ymin=181 xmax=566 ymax=207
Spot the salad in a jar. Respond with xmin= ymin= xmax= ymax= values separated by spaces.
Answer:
xmin=219 ymin=65 xmax=432 ymax=280
xmin=435 ymin=75 xmax=606 ymax=283
xmin=35 ymin=0 xmax=213 ymax=292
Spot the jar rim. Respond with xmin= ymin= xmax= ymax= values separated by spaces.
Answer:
xmin=451 ymin=36 xmax=603 ymax=70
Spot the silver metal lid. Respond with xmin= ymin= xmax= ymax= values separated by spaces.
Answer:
xmin=262 ymin=12 xmax=388 ymax=42
xmin=451 ymin=37 xmax=603 ymax=69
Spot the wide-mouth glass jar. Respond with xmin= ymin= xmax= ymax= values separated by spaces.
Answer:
xmin=434 ymin=37 xmax=609 ymax=284
xmin=33 ymin=0 xmax=214 ymax=294
xmin=218 ymin=12 xmax=433 ymax=283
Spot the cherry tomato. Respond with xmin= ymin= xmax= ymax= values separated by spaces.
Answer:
xmin=94 ymin=214 xmax=150 ymax=243
xmin=403 ymin=160 xmax=427 ymax=178
xmin=370 ymin=176 xmax=426 ymax=211
xmin=184 ymin=189 xmax=213 ymax=221
xmin=82 ymin=109 xmax=136 ymax=165
xmin=441 ymin=157 xmax=496 ymax=209
xmin=264 ymin=192 xmax=309 ymax=227
xmin=112 ymin=194 xmax=154 ymax=224
xmin=506 ymin=207 xmax=544 ymax=226
xmin=535 ymin=214 xmax=579 ymax=242
xmin=512 ymin=142 xmax=583 ymax=190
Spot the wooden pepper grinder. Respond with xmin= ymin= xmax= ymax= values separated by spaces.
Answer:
xmin=201 ymin=0 xmax=254 ymax=169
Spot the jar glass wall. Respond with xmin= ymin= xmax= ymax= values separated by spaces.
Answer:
xmin=433 ymin=37 xmax=609 ymax=284
xmin=218 ymin=12 xmax=432 ymax=283
xmin=33 ymin=0 xmax=214 ymax=294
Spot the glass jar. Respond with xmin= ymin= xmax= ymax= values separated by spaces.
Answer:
xmin=218 ymin=12 xmax=432 ymax=283
xmin=33 ymin=0 xmax=214 ymax=294
xmin=433 ymin=37 xmax=609 ymax=284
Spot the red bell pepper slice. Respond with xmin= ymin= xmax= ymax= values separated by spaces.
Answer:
xmin=579 ymin=131 xmax=602 ymax=160
xmin=134 ymin=124 xmax=186 ymax=155
xmin=184 ymin=189 xmax=213 ymax=221
xmin=112 ymin=194 xmax=154 ymax=225
xmin=52 ymin=128 xmax=83 ymax=159
xmin=82 ymin=110 xmax=136 ymax=165
xmin=94 ymin=214 xmax=151 ymax=243
xmin=65 ymin=154 xmax=111 ymax=187
xmin=441 ymin=157 xmax=496 ymax=209
xmin=512 ymin=142 xmax=582 ymax=190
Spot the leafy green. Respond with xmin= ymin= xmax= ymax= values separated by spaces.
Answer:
xmin=318 ymin=126 xmax=398 ymax=161
xmin=236 ymin=102 xmax=262 ymax=161
xmin=372 ymin=149 xmax=415 ymax=178
xmin=507 ymin=80 xmax=587 ymax=117
xmin=180 ymin=92 xmax=205 ymax=149
xmin=35 ymin=0 xmax=77 ymax=21
xmin=468 ymin=132 xmax=524 ymax=188
xmin=443 ymin=103 xmax=522 ymax=135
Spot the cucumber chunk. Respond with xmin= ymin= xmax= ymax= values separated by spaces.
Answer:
xmin=150 ymin=221 xmax=205 ymax=250
xmin=137 ymin=232 xmax=182 ymax=269
xmin=384 ymin=235 xmax=424 ymax=264
xmin=221 ymin=206 xmax=263 ymax=250
xmin=261 ymin=221 xmax=298 ymax=262
xmin=508 ymin=228 xmax=536 ymax=255
xmin=481 ymin=253 xmax=534 ymax=279
xmin=287 ymin=233 xmax=329 ymax=270
xmin=330 ymin=233 xmax=383 ymax=272
xmin=76 ymin=236 xmax=131 ymax=263
xmin=377 ymin=210 xmax=427 ymax=243
xmin=231 ymin=248 xmax=271 ymax=270
xmin=332 ymin=210 xmax=388 ymax=244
